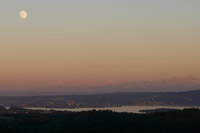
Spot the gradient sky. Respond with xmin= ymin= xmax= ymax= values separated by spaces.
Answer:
xmin=0 ymin=0 xmax=200 ymax=91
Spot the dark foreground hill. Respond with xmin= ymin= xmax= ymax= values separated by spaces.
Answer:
xmin=0 ymin=108 xmax=200 ymax=133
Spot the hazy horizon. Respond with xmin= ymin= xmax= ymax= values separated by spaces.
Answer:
xmin=0 ymin=76 xmax=199 ymax=96
xmin=1 ymin=0 xmax=200 ymax=93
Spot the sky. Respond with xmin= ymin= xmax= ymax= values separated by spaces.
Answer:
xmin=0 ymin=0 xmax=200 ymax=92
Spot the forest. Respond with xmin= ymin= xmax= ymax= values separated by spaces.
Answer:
xmin=0 ymin=107 xmax=200 ymax=133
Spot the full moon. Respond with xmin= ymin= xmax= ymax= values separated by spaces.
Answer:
xmin=19 ymin=11 xmax=27 ymax=19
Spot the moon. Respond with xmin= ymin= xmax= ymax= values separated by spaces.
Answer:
xmin=19 ymin=11 xmax=28 ymax=19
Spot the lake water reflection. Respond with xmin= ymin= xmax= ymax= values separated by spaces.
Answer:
xmin=25 ymin=106 xmax=200 ymax=113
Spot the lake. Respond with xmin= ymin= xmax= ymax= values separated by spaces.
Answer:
xmin=25 ymin=106 xmax=200 ymax=113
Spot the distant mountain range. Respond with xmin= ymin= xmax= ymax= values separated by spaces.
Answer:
xmin=0 ymin=76 xmax=200 ymax=96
